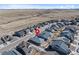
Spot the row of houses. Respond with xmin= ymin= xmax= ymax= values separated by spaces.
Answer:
xmin=0 ymin=17 xmax=79 ymax=55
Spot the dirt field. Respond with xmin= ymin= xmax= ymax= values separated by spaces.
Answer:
xmin=0 ymin=9 xmax=79 ymax=37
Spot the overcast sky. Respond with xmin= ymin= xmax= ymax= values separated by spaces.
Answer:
xmin=0 ymin=4 xmax=79 ymax=9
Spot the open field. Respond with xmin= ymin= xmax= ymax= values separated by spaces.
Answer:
xmin=0 ymin=9 xmax=79 ymax=37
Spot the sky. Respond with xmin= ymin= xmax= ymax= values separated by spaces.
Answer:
xmin=0 ymin=4 xmax=79 ymax=9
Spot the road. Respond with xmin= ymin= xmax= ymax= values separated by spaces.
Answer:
xmin=0 ymin=34 xmax=35 ymax=53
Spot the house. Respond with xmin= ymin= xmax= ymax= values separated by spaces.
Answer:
xmin=28 ymin=36 xmax=44 ymax=46
xmin=53 ymin=37 xmax=70 ymax=47
xmin=1 ymin=49 xmax=22 ymax=55
xmin=13 ymin=29 xmax=28 ymax=37
xmin=60 ymin=30 xmax=74 ymax=43
xmin=61 ymin=19 xmax=70 ymax=25
xmin=48 ymin=40 xmax=71 ymax=55
xmin=56 ymin=22 xmax=65 ymax=28
xmin=38 ymin=31 xmax=52 ymax=41
xmin=64 ymin=26 xmax=76 ymax=34
xmin=70 ymin=20 xmax=77 ymax=25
